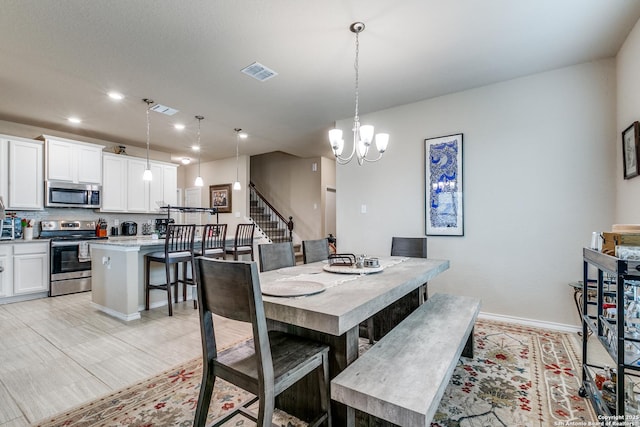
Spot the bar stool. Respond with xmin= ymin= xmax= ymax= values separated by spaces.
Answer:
xmin=225 ymin=223 xmax=255 ymax=260
xmin=195 ymin=224 xmax=227 ymax=259
xmin=144 ymin=224 xmax=196 ymax=316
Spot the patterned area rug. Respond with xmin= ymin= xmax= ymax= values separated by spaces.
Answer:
xmin=33 ymin=320 xmax=595 ymax=427
xmin=432 ymin=319 xmax=596 ymax=427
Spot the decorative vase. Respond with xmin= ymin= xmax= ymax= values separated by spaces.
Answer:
xmin=23 ymin=228 xmax=33 ymax=240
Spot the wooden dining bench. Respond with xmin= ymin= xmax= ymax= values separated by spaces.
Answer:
xmin=331 ymin=293 xmax=481 ymax=427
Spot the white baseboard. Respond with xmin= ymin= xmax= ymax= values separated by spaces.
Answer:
xmin=90 ymin=302 xmax=141 ymax=322
xmin=479 ymin=311 xmax=581 ymax=334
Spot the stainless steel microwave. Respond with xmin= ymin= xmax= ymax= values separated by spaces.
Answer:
xmin=45 ymin=181 xmax=101 ymax=208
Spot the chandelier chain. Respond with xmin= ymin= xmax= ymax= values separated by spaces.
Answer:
xmin=354 ymin=30 xmax=360 ymax=123
xmin=328 ymin=21 xmax=388 ymax=165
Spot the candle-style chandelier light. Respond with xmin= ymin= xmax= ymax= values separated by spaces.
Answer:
xmin=328 ymin=22 xmax=389 ymax=165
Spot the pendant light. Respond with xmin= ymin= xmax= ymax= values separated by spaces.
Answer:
xmin=328 ymin=22 xmax=389 ymax=165
xmin=233 ymin=128 xmax=247 ymax=190
xmin=142 ymin=98 xmax=154 ymax=181
xmin=194 ymin=115 xmax=204 ymax=187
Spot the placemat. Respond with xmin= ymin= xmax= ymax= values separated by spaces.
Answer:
xmin=261 ymin=280 xmax=326 ymax=297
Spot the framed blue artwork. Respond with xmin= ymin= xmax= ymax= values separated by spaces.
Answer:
xmin=425 ymin=133 xmax=464 ymax=236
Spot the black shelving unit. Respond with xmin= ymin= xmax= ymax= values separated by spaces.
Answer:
xmin=581 ymin=248 xmax=640 ymax=417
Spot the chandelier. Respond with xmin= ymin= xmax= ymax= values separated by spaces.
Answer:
xmin=194 ymin=115 xmax=204 ymax=187
xmin=328 ymin=22 xmax=389 ymax=165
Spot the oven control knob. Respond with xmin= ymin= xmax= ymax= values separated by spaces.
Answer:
xmin=0 ymin=266 xmax=3 ymax=273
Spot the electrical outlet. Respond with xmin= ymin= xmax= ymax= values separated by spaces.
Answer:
xmin=114 ymin=219 xmax=120 ymax=226
xmin=361 ymin=204 xmax=367 ymax=214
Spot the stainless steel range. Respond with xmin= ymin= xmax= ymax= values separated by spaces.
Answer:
xmin=40 ymin=220 xmax=107 ymax=296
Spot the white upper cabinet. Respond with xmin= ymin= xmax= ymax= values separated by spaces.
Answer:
xmin=127 ymin=158 xmax=150 ymax=213
xmin=76 ymin=144 xmax=103 ymax=184
xmin=101 ymin=153 xmax=127 ymax=212
xmin=0 ymin=139 xmax=7 ymax=206
xmin=40 ymin=135 xmax=104 ymax=184
xmin=8 ymin=138 xmax=43 ymax=210
xmin=0 ymin=134 xmax=44 ymax=211
xmin=163 ymin=164 xmax=178 ymax=207
xmin=101 ymin=154 xmax=178 ymax=213
xmin=147 ymin=162 xmax=178 ymax=212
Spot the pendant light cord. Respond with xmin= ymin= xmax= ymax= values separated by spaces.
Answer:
xmin=235 ymin=132 xmax=240 ymax=181
xmin=146 ymin=107 xmax=150 ymax=168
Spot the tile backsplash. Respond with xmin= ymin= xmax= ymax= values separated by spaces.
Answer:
xmin=7 ymin=208 xmax=176 ymax=237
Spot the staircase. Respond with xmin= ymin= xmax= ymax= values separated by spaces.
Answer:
xmin=249 ymin=182 xmax=294 ymax=244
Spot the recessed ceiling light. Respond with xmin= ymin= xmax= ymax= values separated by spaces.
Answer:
xmin=181 ymin=157 xmax=191 ymax=164
xmin=192 ymin=145 xmax=200 ymax=152
xmin=174 ymin=124 xmax=185 ymax=131
xmin=238 ymin=131 xmax=248 ymax=139
xmin=108 ymin=91 xmax=124 ymax=100
xmin=67 ymin=117 xmax=82 ymax=124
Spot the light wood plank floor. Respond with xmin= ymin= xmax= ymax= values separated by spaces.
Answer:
xmin=0 ymin=293 xmax=252 ymax=426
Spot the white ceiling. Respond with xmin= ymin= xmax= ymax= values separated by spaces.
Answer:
xmin=1 ymin=1 xmax=639 ymax=162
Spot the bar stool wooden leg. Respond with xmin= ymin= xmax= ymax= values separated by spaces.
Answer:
xmin=182 ymin=261 xmax=187 ymax=303
xmin=144 ymin=257 xmax=151 ymax=311
xmin=191 ymin=258 xmax=197 ymax=309
xmin=165 ymin=262 xmax=173 ymax=316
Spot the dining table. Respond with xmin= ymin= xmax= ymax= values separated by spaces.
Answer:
xmin=258 ymin=255 xmax=450 ymax=426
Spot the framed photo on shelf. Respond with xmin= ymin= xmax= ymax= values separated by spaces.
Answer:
xmin=425 ymin=133 xmax=464 ymax=236
xmin=622 ymin=121 xmax=640 ymax=180
xmin=209 ymin=184 xmax=232 ymax=213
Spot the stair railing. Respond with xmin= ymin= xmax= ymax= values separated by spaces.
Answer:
xmin=249 ymin=182 xmax=294 ymax=242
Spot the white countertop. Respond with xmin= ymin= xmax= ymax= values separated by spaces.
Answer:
xmin=0 ymin=238 xmax=50 ymax=245
xmin=91 ymin=236 xmax=169 ymax=247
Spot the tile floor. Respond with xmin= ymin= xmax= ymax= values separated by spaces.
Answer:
xmin=0 ymin=293 xmax=252 ymax=426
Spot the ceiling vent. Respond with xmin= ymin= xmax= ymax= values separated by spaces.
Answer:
xmin=150 ymin=104 xmax=179 ymax=116
xmin=241 ymin=62 xmax=278 ymax=82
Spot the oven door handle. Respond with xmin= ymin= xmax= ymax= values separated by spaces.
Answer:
xmin=51 ymin=241 xmax=92 ymax=247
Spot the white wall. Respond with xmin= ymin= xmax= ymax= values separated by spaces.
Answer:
xmin=336 ymin=60 xmax=617 ymax=327
xmin=180 ymin=155 xmax=250 ymax=231
xmin=617 ymin=18 xmax=640 ymax=222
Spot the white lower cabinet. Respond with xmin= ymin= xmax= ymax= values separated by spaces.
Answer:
xmin=0 ymin=242 xmax=49 ymax=300
xmin=0 ymin=246 xmax=12 ymax=298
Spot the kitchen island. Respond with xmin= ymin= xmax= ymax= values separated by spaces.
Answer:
xmin=89 ymin=236 xmax=260 ymax=320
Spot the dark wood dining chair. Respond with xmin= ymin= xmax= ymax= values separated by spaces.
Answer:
xmin=193 ymin=258 xmax=331 ymax=427
xmin=144 ymin=224 xmax=196 ymax=316
xmin=258 ymin=241 xmax=295 ymax=272
xmin=302 ymin=238 xmax=330 ymax=264
xmin=361 ymin=236 xmax=429 ymax=343
xmin=195 ymin=224 xmax=227 ymax=259
xmin=225 ymin=223 xmax=256 ymax=260
xmin=391 ymin=236 xmax=428 ymax=303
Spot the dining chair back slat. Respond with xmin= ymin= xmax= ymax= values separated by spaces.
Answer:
xmin=302 ymin=238 xmax=330 ymax=264
xmin=390 ymin=237 xmax=427 ymax=258
xmin=258 ymin=242 xmax=296 ymax=272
